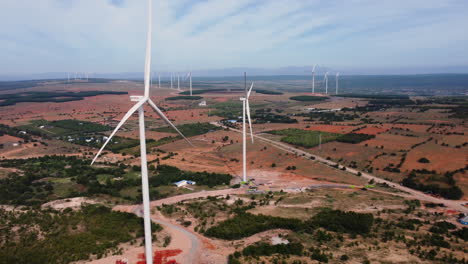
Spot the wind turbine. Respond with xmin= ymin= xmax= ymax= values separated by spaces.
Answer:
xmin=312 ymin=65 xmax=316 ymax=93
xmin=240 ymin=82 xmax=254 ymax=183
xmin=324 ymin=72 xmax=329 ymax=94
xmin=158 ymin=74 xmax=161 ymax=89
xmin=170 ymin=73 xmax=173 ymax=89
xmin=177 ymin=73 xmax=180 ymax=91
xmin=335 ymin=72 xmax=339 ymax=94
xmin=91 ymin=1 xmax=192 ymax=263
xmin=189 ymin=71 xmax=192 ymax=96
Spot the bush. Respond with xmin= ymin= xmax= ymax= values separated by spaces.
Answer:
xmin=418 ymin=157 xmax=430 ymax=163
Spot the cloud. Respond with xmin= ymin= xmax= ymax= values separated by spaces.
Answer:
xmin=0 ymin=0 xmax=467 ymax=75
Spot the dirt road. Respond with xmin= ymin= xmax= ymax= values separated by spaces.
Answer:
xmin=213 ymin=122 xmax=468 ymax=213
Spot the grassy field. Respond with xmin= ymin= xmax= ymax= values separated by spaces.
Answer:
xmin=268 ymin=128 xmax=341 ymax=148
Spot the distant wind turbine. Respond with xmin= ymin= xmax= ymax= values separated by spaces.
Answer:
xmin=335 ymin=72 xmax=339 ymax=94
xmin=158 ymin=74 xmax=161 ymax=89
xmin=177 ymin=73 xmax=180 ymax=91
xmin=170 ymin=73 xmax=173 ymax=89
xmin=325 ymin=72 xmax=329 ymax=94
xmin=240 ymin=82 xmax=254 ymax=183
xmin=312 ymin=65 xmax=316 ymax=93
xmin=90 ymin=1 xmax=192 ymax=263
xmin=189 ymin=71 xmax=192 ymax=96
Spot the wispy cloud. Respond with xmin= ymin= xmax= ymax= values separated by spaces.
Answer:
xmin=0 ymin=0 xmax=467 ymax=75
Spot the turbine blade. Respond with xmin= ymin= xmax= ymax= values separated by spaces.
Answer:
xmin=143 ymin=0 xmax=153 ymax=97
xmin=247 ymin=82 xmax=254 ymax=98
xmin=246 ymin=100 xmax=254 ymax=143
xmin=91 ymin=99 xmax=147 ymax=165
xmin=147 ymin=99 xmax=194 ymax=147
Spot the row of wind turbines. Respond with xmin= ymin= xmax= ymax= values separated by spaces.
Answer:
xmin=89 ymin=1 xmax=254 ymax=263
xmin=150 ymin=71 xmax=194 ymax=96
xmin=311 ymin=65 xmax=340 ymax=95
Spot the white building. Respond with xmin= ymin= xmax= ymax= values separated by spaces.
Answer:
xmin=173 ymin=180 xmax=196 ymax=187
xmin=198 ymin=101 xmax=207 ymax=107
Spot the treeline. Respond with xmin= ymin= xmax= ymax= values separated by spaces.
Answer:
xmin=254 ymin=113 xmax=297 ymax=124
xmin=151 ymin=165 xmax=232 ymax=188
xmin=205 ymin=209 xmax=374 ymax=240
xmin=178 ymin=88 xmax=244 ymax=95
xmin=165 ymin=96 xmax=203 ymax=101
xmin=336 ymin=133 xmax=375 ymax=143
xmin=0 ymin=91 xmax=127 ymax=106
xmin=255 ymin=89 xmax=283 ymax=95
xmin=242 ymin=242 xmax=303 ymax=257
xmin=336 ymin=94 xmax=409 ymax=99
xmin=154 ymin=122 xmax=220 ymax=137
xmin=298 ymin=112 xmax=358 ymax=122
xmin=0 ymin=204 xmax=161 ymax=264
xmin=49 ymin=119 xmax=111 ymax=134
xmin=290 ymin=95 xmax=328 ymax=102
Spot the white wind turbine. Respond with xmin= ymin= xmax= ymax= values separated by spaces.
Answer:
xmin=177 ymin=73 xmax=180 ymax=91
xmin=170 ymin=73 xmax=173 ymax=89
xmin=189 ymin=71 xmax=192 ymax=96
xmin=240 ymin=82 xmax=254 ymax=183
xmin=158 ymin=74 xmax=161 ymax=89
xmin=312 ymin=65 xmax=316 ymax=93
xmin=324 ymin=71 xmax=329 ymax=94
xmin=91 ymin=1 xmax=192 ymax=263
xmin=335 ymin=72 xmax=339 ymax=94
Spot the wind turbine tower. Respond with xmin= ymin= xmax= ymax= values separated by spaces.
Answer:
xmin=90 ymin=1 xmax=192 ymax=263
xmin=335 ymin=72 xmax=339 ymax=94
xmin=325 ymin=72 xmax=329 ymax=94
xmin=240 ymin=78 xmax=254 ymax=183
xmin=189 ymin=71 xmax=192 ymax=96
xmin=177 ymin=73 xmax=180 ymax=91
xmin=170 ymin=73 xmax=173 ymax=89
xmin=312 ymin=65 xmax=316 ymax=93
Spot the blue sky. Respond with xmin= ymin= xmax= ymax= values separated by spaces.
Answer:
xmin=1 ymin=0 xmax=468 ymax=76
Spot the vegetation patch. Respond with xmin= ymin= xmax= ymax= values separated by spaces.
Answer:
xmin=151 ymin=165 xmax=232 ymax=188
xmin=255 ymin=89 xmax=283 ymax=95
xmin=153 ymin=122 xmax=220 ymax=137
xmin=289 ymin=95 xmax=328 ymax=102
xmin=267 ymin=129 xmax=341 ymax=148
xmin=0 ymin=204 xmax=161 ymax=264
xmin=205 ymin=212 xmax=302 ymax=240
xmin=165 ymin=96 xmax=203 ymax=101
xmin=0 ymin=91 xmax=127 ymax=107
xmin=336 ymin=133 xmax=375 ymax=144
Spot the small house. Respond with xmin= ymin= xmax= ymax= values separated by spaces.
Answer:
xmin=173 ymin=180 xmax=196 ymax=187
xmin=198 ymin=101 xmax=207 ymax=107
